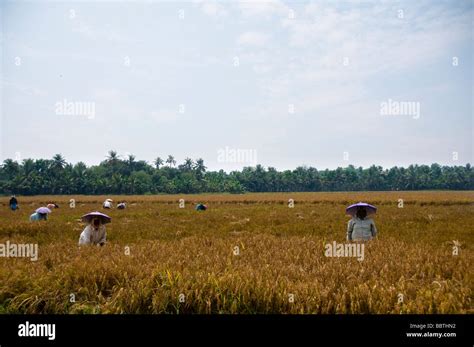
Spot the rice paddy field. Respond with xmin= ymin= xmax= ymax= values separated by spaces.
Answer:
xmin=0 ymin=192 xmax=472 ymax=314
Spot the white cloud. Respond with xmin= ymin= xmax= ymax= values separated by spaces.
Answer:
xmin=192 ymin=0 xmax=228 ymax=17
xmin=237 ymin=0 xmax=289 ymax=18
xmin=237 ymin=31 xmax=269 ymax=46
xmin=72 ymin=21 xmax=139 ymax=45
xmin=280 ymin=1 xmax=471 ymax=77
xmin=150 ymin=109 xmax=181 ymax=124
xmin=3 ymin=81 xmax=49 ymax=97
xmin=92 ymin=88 xmax=121 ymax=101
xmin=201 ymin=2 xmax=228 ymax=17
xmin=231 ymin=0 xmax=473 ymax=150
xmin=72 ymin=22 xmax=95 ymax=39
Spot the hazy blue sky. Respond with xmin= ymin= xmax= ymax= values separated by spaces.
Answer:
xmin=1 ymin=0 xmax=472 ymax=171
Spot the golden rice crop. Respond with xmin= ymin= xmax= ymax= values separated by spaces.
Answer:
xmin=0 ymin=192 xmax=472 ymax=314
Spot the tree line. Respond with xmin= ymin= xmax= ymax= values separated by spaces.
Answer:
xmin=0 ymin=151 xmax=472 ymax=195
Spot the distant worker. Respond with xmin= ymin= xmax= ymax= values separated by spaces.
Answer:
xmin=117 ymin=202 xmax=126 ymax=210
xmin=103 ymin=199 xmax=113 ymax=209
xmin=195 ymin=203 xmax=207 ymax=211
xmin=9 ymin=195 xmax=18 ymax=211
xmin=79 ymin=212 xmax=111 ymax=246
xmin=346 ymin=202 xmax=377 ymax=242
xmin=30 ymin=207 xmax=52 ymax=222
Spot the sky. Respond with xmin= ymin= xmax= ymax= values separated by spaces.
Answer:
xmin=0 ymin=0 xmax=473 ymax=171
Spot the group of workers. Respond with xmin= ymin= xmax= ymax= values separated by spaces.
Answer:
xmin=7 ymin=196 xmax=213 ymax=247
xmin=103 ymin=199 xmax=127 ymax=210
xmin=6 ymin=196 xmax=377 ymax=247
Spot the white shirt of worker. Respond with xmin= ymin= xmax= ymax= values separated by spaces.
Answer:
xmin=103 ymin=201 xmax=112 ymax=209
xmin=347 ymin=217 xmax=377 ymax=241
xmin=79 ymin=225 xmax=107 ymax=245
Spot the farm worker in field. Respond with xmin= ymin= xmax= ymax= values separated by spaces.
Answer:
xmin=30 ymin=212 xmax=48 ymax=221
xmin=78 ymin=212 xmax=111 ymax=246
xmin=103 ymin=199 xmax=113 ymax=209
xmin=117 ymin=202 xmax=126 ymax=210
xmin=346 ymin=202 xmax=377 ymax=242
xmin=47 ymin=203 xmax=59 ymax=209
xmin=195 ymin=203 xmax=207 ymax=211
xmin=30 ymin=207 xmax=52 ymax=222
xmin=9 ymin=195 xmax=18 ymax=211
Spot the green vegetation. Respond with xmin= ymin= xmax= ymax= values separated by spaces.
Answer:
xmin=0 ymin=151 xmax=472 ymax=195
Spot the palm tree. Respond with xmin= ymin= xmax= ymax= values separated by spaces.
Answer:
xmin=52 ymin=154 xmax=66 ymax=170
xmin=194 ymin=158 xmax=206 ymax=172
xmin=2 ymin=158 xmax=20 ymax=179
xmin=111 ymin=173 xmax=124 ymax=193
xmin=127 ymin=154 xmax=136 ymax=171
xmin=183 ymin=157 xmax=194 ymax=171
xmin=71 ymin=162 xmax=87 ymax=192
xmin=166 ymin=155 xmax=176 ymax=168
xmin=50 ymin=155 xmax=67 ymax=190
xmin=194 ymin=158 xmax=206 ymax=180
xmin=154 ymin=157 xmax=164 ymax=169
xmin=48 ymin=154 xmax=67 ymax=193
xmin=22 ymin=158 xmax=35 ymax=176
xmin=107 ymin=150 xmax=119 ymax=164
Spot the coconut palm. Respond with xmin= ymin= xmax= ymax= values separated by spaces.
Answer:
xmin=107 ymin=150 xmax=119 ymax=163
xmin=166 ymin=155 xmax=176 ymax=168
xmin=52 ymin=154 xmax=66 ymax=171
xmin=154 ymin=157 xmax=164 ymax=169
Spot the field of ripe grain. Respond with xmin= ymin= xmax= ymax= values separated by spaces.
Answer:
xmin=0 ymin=192 xmax=472 ymax=314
